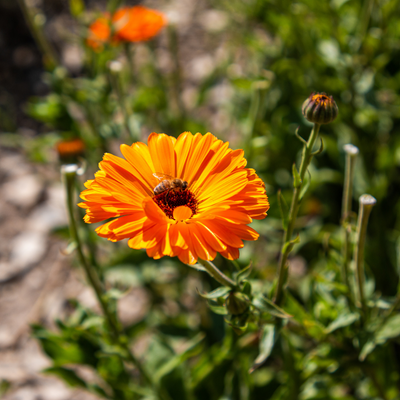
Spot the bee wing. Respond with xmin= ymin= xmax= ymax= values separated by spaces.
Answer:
xmin=153 ymin=172 xmax=174 ymax=181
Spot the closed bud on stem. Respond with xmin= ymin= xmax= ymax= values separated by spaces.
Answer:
xmin=302 ymin=92 xmax=338 ymax=125
xmin=226 ymin=292 xmax=249 ymax=315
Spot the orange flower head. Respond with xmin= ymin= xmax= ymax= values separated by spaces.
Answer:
xmin=78 ymin=132 xmax=270 ymax=265
xmin=87 ymin=6 xmax=166 ymax=49
xmin=113 ymin=6 xmax=166 ymax=42
xmin=87 ymin=15 xmax=111 ymax=50
xmin=57 ymin=138 xmax=85 ymax=162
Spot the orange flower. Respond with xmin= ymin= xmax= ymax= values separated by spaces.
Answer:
xmin=87 ymin=6 xmax=166 ymax=49
xmin=78 ymin=132 xmax=269 ymax=265
xmin=87 ymin=15 xmax=111 ymax=50
xmin=57 ymin=138 xmax=85 ymax=162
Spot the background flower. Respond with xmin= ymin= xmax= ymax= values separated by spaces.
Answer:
xmin=87 ymin=6 xmax=166 ymax=49
xmin=79 ymin=132 xmax=269 ymax=264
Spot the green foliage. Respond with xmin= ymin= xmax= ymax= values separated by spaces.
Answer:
xmin=15 ymin=0 xmax=400 ymax=398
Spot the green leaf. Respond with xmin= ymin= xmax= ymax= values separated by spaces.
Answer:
xmin=198 ymin=286 xmax=232 ymax=299
xmin=105 ymin=288 xmax=130 ymax=300
xmin=250 ymin=324 xmax=278 ymax=372
xmin=359 ymin=340 xmax=376 ymax=361
xmin=281 ymin=234 xmax=301 ymax=255
xmin=235 ymin=262 xmax=252 ymax=284
xmin=299 ymin=170 xmax=311 ymax=201
xmin=154 ymin=333 xmax=205 ymax=382
xmin=44 ymin=367 xmax=87 ymax=388
xmin=285 ymin=294 xmax=325 ymax=340
xmin=242 ymin=281 xmax=252 ymax=296
xmin=325 ymin=312 xmax=359 ymax=333
xmin=292 ymin=163 xmax=302 ymax=188
xmin=253 ymin=295 xmax=293 ymax=319
xmin=208 ymin=302 xmax=228 ymax=315
xmin=277 ymin=190 xmax=289 ymax=230
xmin=376 ymin=314 xmax=400 ymax=342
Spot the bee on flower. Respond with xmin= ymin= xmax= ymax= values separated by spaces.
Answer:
xmin=87 ymin=6 xmax=166 ymax=50
xmin=78 ymin=132 xmax=269 ymax=265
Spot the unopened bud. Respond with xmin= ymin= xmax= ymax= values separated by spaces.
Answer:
xmin=226 ymin=292 xmax=249 ymax=315
xmin=302 ymin=92 xmax=338 ymax=125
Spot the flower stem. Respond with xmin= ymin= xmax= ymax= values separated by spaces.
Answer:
xmin=341 ymin=144 xmax=359 ymax=306
xmin=108 ymin=61 xmax=135 ymax=141
xmin=62 ymin=165 xmax=170 ymax=400
xmin=197 ymin=259 xmax=237 ymax=288
xmin=17 ymin=0 xmax=58 ymax=70
xmin=354 ymin=194 xmax=376 ymax=317
xmin=274 ymin=123 xmax=321 ymax=305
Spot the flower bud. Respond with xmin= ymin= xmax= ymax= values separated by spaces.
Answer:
xmin=226 ymin=292 xmax=249 ymax=315
xmin=302 ymin=92 xmax=338 ymax=125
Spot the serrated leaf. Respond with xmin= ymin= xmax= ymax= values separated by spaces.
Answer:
xmin=325 ymin=312 xmax=359 ymax=333
xmin=198 ymin=286 xmax=231 ymax=299
xmin=253 ymin=295 xmax=293 ymax=319
xmin=292 ymin=164 xmax=302 ymax=188
xmin=235 ymin=262 xmax=252 ymax=284
xmin=250 ymin=324 xmax=278 ymax=372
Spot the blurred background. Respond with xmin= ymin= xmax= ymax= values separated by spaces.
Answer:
xmin=0 ymin=0 xmax=400 ymax=398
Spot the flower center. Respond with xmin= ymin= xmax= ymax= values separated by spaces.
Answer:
xmin=311 ymin=93 xmax=330 ymax=106
xmin=153 ymin=189 xmax=197 ymax=220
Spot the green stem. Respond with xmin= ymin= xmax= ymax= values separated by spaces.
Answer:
xmin=167 ymin=25 xmax=185 ymax=124
xmin=124 ymin=43 xmax=135 ymax=85
xmin=197 ymin=259 xmax=236 ymax=288
xmin=17 ymin=0 xmax=58 ymax=70
xmin=274 ymin=123 xmax=321 ymax=305
xmin=108 ymin=61 xmax=135 ymax=141
xmin=341 ymin=144 xmax=359 ymax=307
xmin=354 ymin=194 xmax=376 ymax=317
xmin=62 ymin=165 xmax=170 ymax=400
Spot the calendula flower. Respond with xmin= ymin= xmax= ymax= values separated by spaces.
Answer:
xmin=79 ymin=132 xmax=269 ymax=264
xmin=57 ymin=138 xmax=85 ymax=162
xmin=87 ymin=6 xmax=166 ymax=50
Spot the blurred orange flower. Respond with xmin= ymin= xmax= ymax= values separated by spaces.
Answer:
xmin=87 ymin=6 xmax=166 ymax=49
xmin=78 ymin=132 xmax=269 ymax=264
xmin=56 ymin=138 xmax=85 ymax=162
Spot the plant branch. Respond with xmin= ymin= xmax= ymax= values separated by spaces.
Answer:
xmin=197 ymin=259 xmax=237 ymax=288
xmin=274 ymin=123 xmax=321 ymax=305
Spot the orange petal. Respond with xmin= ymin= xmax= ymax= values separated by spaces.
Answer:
xmin=147 ymin=133 xmax=177 ymax=177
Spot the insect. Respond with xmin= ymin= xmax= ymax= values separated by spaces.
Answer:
xmin=153 ymin=173 xmax=188 ymax=196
